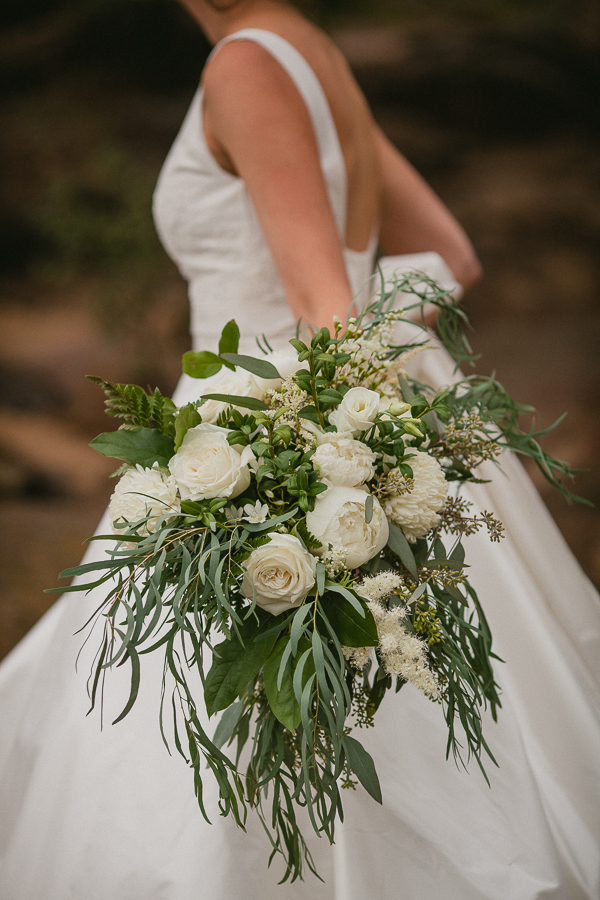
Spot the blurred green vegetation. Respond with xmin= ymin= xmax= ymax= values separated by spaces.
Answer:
xmin=1 ymin=0 xmax=598 ymax=335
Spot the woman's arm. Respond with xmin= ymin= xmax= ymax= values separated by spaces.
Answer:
xmin=202 ymin=40 xmax=355 ymax=329
xmin=375 ymin=126 xmax=482 ymax=291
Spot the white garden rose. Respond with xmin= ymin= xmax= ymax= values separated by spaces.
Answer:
xmin=198 ymin=369 xmax=263 ymax=424
xmin=383 ymin=451 xmax=449 ymax=541
xmin=306 ymin=486 xmax=389 ymax=569
xmin=109 ymin=464 xmax=180 ymax=535
xmin=329 ymin=387 xmax=380 ymax=436
xmin=313 ymin=435 xmax=376 ymax=488
xmin=242 ymin=533 xmax=317 ymax=616
xmin=168 ymin=423 xmax=252 ymax=501
xmin=253 ymin=348 xmax=309 ymax=393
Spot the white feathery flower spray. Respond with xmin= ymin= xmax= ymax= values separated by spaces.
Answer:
xmin=367 ymin=600 xmax=440 ymax=699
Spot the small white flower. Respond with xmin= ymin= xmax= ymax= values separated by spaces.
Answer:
xmin=383 ymin=451 xmax=448 ymax=541
xmin=242 ymin=533 xmax=317 ymax=616
xmin=225 ymin=505 xmax=244 ymax=520
xmin=109 ymin=464 xmax=180 ymax=536
xmin=306 ymin=486 xmax=389 ymax=569
xmin=242 ymin=501 xmax=269 ymax=523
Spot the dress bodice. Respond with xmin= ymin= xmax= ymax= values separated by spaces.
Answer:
xmin=152 ymin=28 xmax=377 ymax=358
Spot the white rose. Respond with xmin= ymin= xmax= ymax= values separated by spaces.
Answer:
xmin=313 ymin=435 xmax=376 ymax=488
xmin=253 ymin=348 xmax=309 ymax=393
xmin=242 ymin=533 xmax=317 ymax=616
xmin=329 ymin=387 xmax=380 ymax=435
xmin=198 ymin=369 xmax=263 ymax=424
xmin=168 ymin=423 xmax=252 ymax=501
xmin=109 ymin=464 xmax=180 ymax=535
xmin=306 ymin=486 xmax=389 ymax=569
xmin=383 ymin=451 xmax=449 ymax=541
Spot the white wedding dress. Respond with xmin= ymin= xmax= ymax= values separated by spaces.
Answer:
xmin=1 ymin=29 xmax=599 ymax=900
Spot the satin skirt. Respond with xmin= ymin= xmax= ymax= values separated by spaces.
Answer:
xmin=1 ymin=343 xmax=599 ymax=900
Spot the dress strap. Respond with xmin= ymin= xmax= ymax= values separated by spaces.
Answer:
xmin=209 ymin=28 xmax=347 ymax=240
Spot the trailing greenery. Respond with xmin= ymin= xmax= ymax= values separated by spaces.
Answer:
xmin=55 ymin=274 xmax=585 ymax=881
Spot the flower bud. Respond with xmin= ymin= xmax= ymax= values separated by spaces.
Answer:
xmin=388 ymin=401 xmax=411 ymax=417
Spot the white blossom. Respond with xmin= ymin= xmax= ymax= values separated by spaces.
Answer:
xmin=242 ymin=500 xmax=269 ymax=523
xmin=383 ymin=451 xmax=448 ymax=541
xmin=306 ymin=486 xmax=389 ymax=569
xmin=313 ymin=435 xmax=376 ymax=488
xmin=357 ymin=571 xmax=405 ymax=602
xmin=242 ymin=533 xmax=317 ymax=616
xmin=109 ymin=464 xmax=179 ymax=535
xmin=329 ymin=387 xmax=380 ymax=435
xmin=168 ymin=424 xmax=252 ymax=501
xmin=367 ymin=600 xmax=439 ymax=699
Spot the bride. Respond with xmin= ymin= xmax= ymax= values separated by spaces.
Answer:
xmin=1 ymin=1 xmax=599 ymax=897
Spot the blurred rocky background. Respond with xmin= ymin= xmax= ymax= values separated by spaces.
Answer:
xmin=1 ymin=0 xmax=599 ymax=659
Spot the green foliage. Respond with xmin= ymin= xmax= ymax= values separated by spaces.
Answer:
xmin=88 ymin=376 xmax=176 ymax=436
xmin=174 ymin=404 xmax=201 ymax=451
xmin=205 ymin=623 xmax=278 ymax=716
xmin=263 ymin=637 xmax=302 ymax=731
xmin=320 ymin=594 xmax=378 ymax=648
xmin=342 ymin=735 xmax=382 ymax=805
xmin=90 ymin=427 xmax=174 ymax=467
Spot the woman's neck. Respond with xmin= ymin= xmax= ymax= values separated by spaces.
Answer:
xmin=179 ymin=0 xmax=295 ymax=46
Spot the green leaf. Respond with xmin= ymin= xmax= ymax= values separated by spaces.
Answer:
xmin=204 ymin=626 xmax=277 ymax=716
xmin=297 ymin=406 xmax=321 ymax=425
xmin=450 ymin=541 xmax=465 ymax=563
xmin=201 ymin=393 xmax=268 ymax=411
xmin=212 ymin=700 xmax=244 ymax=748
xmin=316 ymin=562 xmax=326 ymax=596
xmin=343 ymin=735 xmax=382 ymax=804
xmin=364 ymin=493 xmax=374 ymax=524
xmin=90 ymin=427 xmax=174 ymax=467
xmin=387 ymin=523 xmax=418 ymax=579
xmin=321 ymin=594 xmax=378 ymax=648
xmin=219 ymin=353 xmax=281 ymax=380
xmin=263 ymin=637 xmax=301 ymax=731
xmin=423 ymin=558 xmax=466 ymax=570
xmin=218 ymin=319 xmax=240 ymax=356
xmin=174 ymin=404 xmax=201 ymax=451
xmin=182 ymin=350 xmax=224 ymax=379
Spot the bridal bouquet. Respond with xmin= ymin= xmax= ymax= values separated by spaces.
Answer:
xmin=59 ymin=275 xmax=578 ymax=881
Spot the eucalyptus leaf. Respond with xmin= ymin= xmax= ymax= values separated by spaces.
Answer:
xmin=90 ymin=428 xmax=174 ymax=467
xmin=343 ymin=735 xmax=382 ymax=804
xmin=201 ymin=393 xmax=268 ymax=411
xmin=219 ymin=353 xmax=281 ymax=380
xmin=213 ymin=700 xmax=244 ymax=749
xmin=387 ymin=523 xmax=418 ymax=579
